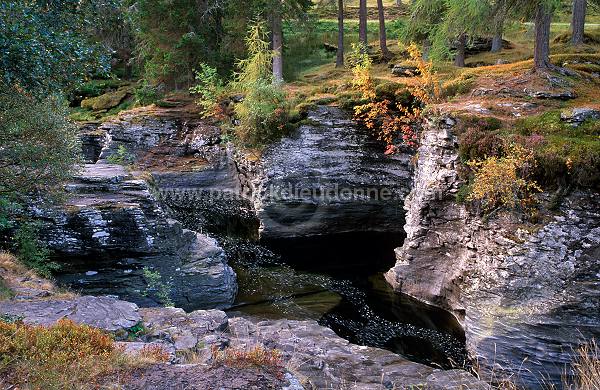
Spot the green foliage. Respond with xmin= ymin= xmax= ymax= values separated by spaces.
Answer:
xmin=14 ymin=223 xmax=59 ymax=278
xmin=134 ymin=81 xmax=164 ymax=106
xmin=233 ymin=21 xmax=290 ymax=147
xmin=142 ymin=267 xmax=173 ymax=306
xmin=0 ymin=85 xmax=81 ymax=205
xmin=282 ymin=19 xmax=335 ymax=81
xmin=125 ymin=322 xmax=147 ymax=341
xmin=190 ymin=63 xmax=225 ymax=117
xmin=235 ymin=80 xmax=290 ymax=146
xmin=0 ymin=86 xmax=80 ymax=272
xmin=129 ymin=0 xmax=234 ymax=88
xmin=0 ymin=0 xmax=110 ymax=93
xmin=402 ymin=0 xmax=492 ymax=61
xmin=234 ymin=20 xmax=274 ymax=87
xmin=347 ymin=42 xmax=372 ymax=69
xmin=74 ymin=79 xmax=129 ymax=99
xmin=455 ymin=182 xmax=473 ymax=203
xmin=107 ymin=145 xmax=134 ymax=165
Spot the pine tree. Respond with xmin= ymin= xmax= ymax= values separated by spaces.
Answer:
xmin=404 ymin=0 xmax=489 ymax=67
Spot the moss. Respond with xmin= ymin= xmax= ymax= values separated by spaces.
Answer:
xmin=337 ymin=92 xmax=368 ymax=110
xmin=511 ymin=111 xmax=600 ymax=189
xmin=75 ymin=79 xmax=129 ymax=98
xmin=552 ymin=32 xmax=600 ymax=45
xmin=514 ymin=111 xmax=600 ymax=137
xmin=69 ymin=107 xmax=100 ymax=122
xmin=310 ymin=96 xmax=337 ymax=105
xmin=81 ymin=87 xmax=130 ymax=111
xmin=294 ymin=101 xmax=317 ymax=116
xmin=441 ymin=74 xmax=476 ymax=98
xmin=374 ymin=81 xmax=403 ymax=100
xmin=155 ymin=99 xmax=182 ymax=108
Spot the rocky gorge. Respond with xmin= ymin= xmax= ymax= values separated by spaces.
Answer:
xmin=385 ymin=111 xmax=600 ymax=388
xmin=6 ymin=99 xmax=598 ymax=389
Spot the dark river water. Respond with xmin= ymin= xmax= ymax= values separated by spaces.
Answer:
xmin=223 ymin=232 xmax=470 ymax=370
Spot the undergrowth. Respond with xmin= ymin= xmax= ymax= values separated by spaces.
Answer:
xmin=0 ymin=319 xmax=126 ymax=389
xmin=211 ymin=345 xmax=284 ymax=379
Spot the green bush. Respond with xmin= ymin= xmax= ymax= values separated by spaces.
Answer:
xmin=106 ymin=145 xmax=134 ymax=165
xmin=14 ymin=223 xmax=58 ymax=278
xmin=235 ymin=80 xmax=290 ymax=146
xmin=142 ymin=267 xmax=173 ymax=306
xmin=189 ymin=63 xmax=225 ymax=117
xmin=134 ymin=81 xmax=164 ymax=106
xmin=232 ymin=21 xmax=290 ymax=147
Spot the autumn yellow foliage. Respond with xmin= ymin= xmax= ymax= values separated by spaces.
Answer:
xmin=0 ymin=318 xmax=125 ymax=388
xmin=467 ymin=144 xmax=542 ymax=212
xmin=351 ymin=43 xmax=439 ymax=151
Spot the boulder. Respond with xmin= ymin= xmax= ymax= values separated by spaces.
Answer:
xmin=391 ymin=64 xmax=419 ymax=77
xmin=81 ymin=87 xmax=130 ymax=111
xmin=560 ymin=107 xmax=600 ymax=126
xmin=226 ymin=317 xmax=489 ymax=390
xmin=0 ymin=295 xmax=141 ymax=332
xmin=36 ymin=163 xmax=237 ymax=310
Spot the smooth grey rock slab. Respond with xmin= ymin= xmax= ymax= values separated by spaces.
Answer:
xmin=0 ymin=295 xmax=141 ymax=332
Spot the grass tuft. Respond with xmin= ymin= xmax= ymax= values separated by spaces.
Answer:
xmin=0 ymin=318 xmax=127 ymax=389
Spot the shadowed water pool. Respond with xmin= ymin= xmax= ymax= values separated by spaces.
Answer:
xmin=222 ymin=232 xmax=470 ymax=369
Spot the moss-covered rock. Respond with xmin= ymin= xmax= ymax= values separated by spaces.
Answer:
xmin=81 ymin=87 xmax=131 ymax=111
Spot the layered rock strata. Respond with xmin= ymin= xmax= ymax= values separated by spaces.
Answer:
xmin=385 ymin=114 xmax=600 ymax=387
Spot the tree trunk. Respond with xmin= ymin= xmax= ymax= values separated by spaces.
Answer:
xmin=377 ymin=0 xmax=393 ymax=60
xmin=454 ymin=33 xmax=466 ymax=67
xmin=534 ymin=1 xmax=552 ymax=69
xmin=422 ymin=38 xmax=430 ymax=61
xmin=272 ymin=5 xmax=284 ymax=84
xmin=490 ymin=0 xmax=505 ymax=52
xmin=336 ymin=0 xmax=345 ymax=67
xmin=359 ymin=0 xmax=368 ymax=48
xmin=571 ymin=0 xmax=587 ymax=45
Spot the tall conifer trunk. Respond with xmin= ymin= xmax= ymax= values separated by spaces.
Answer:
xmin=454 ymin=33 xmax=466 ymax=67
xmin=491 ymin=0 xmax=506 ymax=52
xmin=571 ymin=0 xmax=587 ymax=45
xmin=377 ymin=0 xmax=392 ymax=60
xmin=336 ymin=0 xmax=345 ymax=67
xmin=272 ymin=5 xmax=284 ymax=84
xmin=359 ymin=0 xmax=368 ymax=48
xmin=534 ymin=1 xmax=552 ymax=69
